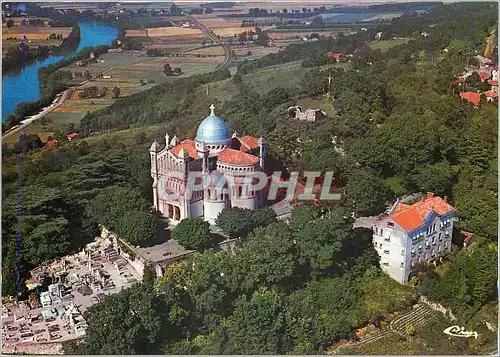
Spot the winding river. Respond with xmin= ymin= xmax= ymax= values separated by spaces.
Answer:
xmin=2 ymin=21 xmax=118 ymax=121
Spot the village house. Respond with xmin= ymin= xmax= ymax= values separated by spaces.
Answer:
xmin=475 ymin=55 xmax=495 ymax=69
xmin=67 ymin=132 xmax=79 ymax=141
xmin=327 ymin=52 xmax=342 ymax=62
xmin=459 ymin=91 xmax=481 ymax=107
xmin=44 ymin=139 xmax=58 ymax=149
xmin=484 ymin=89 xmax=498 ymax=102
xmin=372 ymin=193 xmax=454 ymax=284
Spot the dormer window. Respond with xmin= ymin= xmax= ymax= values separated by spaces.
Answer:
xmin=387 ymin=222 xmax=394 ymax=228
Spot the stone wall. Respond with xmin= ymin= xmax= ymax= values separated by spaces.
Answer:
xmin=2 ymin=342 xmax=63 ymax=355
xmin=420 ymin=295 xmax=457 ymax=321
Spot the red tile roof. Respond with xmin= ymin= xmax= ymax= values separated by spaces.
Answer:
xmin=460 ymin=91 xmax=481 ymax=106
xmin=480 ymin=72 xmax=491 ymax=81
xmin=67 ymin=132 xmax=79 ymax=139
xmin=328 ymin=52 xmax=342 ymax=61
xmin=239 ymin=135 xmax=260 ymax=152
xmin=218 ymin=148 xmax=259 ymax=166
xmin=484 ymin=90 xmax=498 ymax=98
xmin=392 ymin=202 xmax=410 ymax=214
xmin=487 ymin=79 xmax=498 ymax=86
xmin=461 ymin=231 xmax=473 ymax=243
xmin=44 ymin=139 xmax=58 ymax=148
xmin=170 ymin=139 xmax=198 ymax=159
xmin=456 ymin=77 xmax=466 ymax=83
xmin=389 ymin=193 xmax=454 ymax=232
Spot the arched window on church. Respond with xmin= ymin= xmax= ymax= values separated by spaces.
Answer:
xmin=238 ymin=186 xmax=242 ymax=198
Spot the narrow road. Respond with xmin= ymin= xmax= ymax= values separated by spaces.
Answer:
xmin=2 ymin=88 xmax=73 ymax=140
xmin=2 ymin=62 xmax=144 ymax=140
xmin=185 ymin=14 xmax=233 ymax=70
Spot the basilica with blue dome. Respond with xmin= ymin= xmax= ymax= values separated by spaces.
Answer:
xmin=149 ymin=104 xmax=266 ymax=224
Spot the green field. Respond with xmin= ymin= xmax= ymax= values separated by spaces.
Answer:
xmin=295 ymin=97 xmax=336 ymax=117
xmin=242 ymin=61 xmax=305 ymax=93
xmin=368 ymin=38 xmax=411 ymax=52
xmin=2 ymin=111 xmax=86 ymax=145
xmin=319 ymin=61 xmax=352 ymax=72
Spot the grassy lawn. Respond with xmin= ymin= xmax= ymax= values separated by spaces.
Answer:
xmin=187 ymin=45 xmax=225 ymax=56
xmin=318 ymin=61 xmax=352 ymax=72
xmin=242 ymin=61 xmax=305 ymax=93
xmin=341 ymin=331 xmax=422 ymax=355
xmin=295 ymin=96 xmax=336 ymax=117
xmin=201 ymin=78 xmax=239 ymax=103
xmin=82 ymin=124 xmax=163 ymax=146
xmin=359 ymin=274 xmax=418 ymax=318
xmin=2 ymin=111 xmax=87 ymax=145
xmin=466 ymin=302 xmax=498 ymax=354
xmin=368 ymin=38 xmax=411 ymax=52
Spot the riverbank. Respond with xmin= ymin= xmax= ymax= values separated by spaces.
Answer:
xmin=2 ymin=21 xmax=118 ymax=132
xmin=2 ymin=89 xmax=72 ymax=140
xmin=2 ymin=23 xmax=81 ymax=74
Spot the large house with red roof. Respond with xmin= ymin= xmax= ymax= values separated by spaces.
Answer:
xmin=372 ymin=193 xmax=455 ymax=284
xmin=149 ymin=104 xmax=266 ymax=224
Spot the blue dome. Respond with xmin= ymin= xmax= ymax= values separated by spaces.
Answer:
xmin=195 ymin=114 xmax=230 ymax=143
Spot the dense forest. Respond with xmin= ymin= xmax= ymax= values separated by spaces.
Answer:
xmin=2 ymin=2 xmax=497 ymax=354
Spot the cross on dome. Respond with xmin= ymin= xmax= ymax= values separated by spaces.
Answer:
xmin=210 ymin=104 xmax=215 ymax=116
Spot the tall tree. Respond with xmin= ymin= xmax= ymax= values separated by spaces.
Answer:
xmin=112 ymin=86 xmax=121 ymax=99
xmin=225 ymin=287 xmax=287 ymax=354
xmin=215 ymin=207 xmax=276 ymax=238
xmin=172 ymin=218 xmax=212 ymax=251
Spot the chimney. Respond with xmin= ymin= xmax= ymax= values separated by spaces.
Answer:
xmin=426 ymin=192 xmax=434 ymax=199
xmin=444 ymin=196 xmax=448 ymax=203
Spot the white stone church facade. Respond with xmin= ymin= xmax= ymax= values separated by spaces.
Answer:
xmin=149 ymin=105 xmax=266 ymax=224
